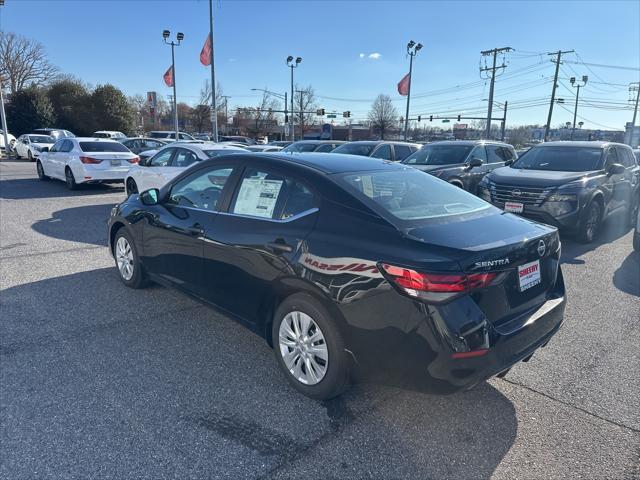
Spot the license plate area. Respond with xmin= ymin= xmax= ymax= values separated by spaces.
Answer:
xmin=504 ymin=201 xmax=524 ymax=213
xmin=518 ymin=260 xmax=541 ymax=292
xmin=110 ymin=160 xmax=121 ymax=166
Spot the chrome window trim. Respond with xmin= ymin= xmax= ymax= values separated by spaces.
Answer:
xmin=168 ymin=204 xmax=319 ymax=223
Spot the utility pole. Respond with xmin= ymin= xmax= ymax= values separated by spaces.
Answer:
xmin=544 ymin=49 xmax=574 ymax=141
xmin=208 ymin=0 xmax=218 ymax=142
xmin=286 ymin=56 xmax=302 ymax=141
xmin=570 ymin=75 xmax=588 ymax=140
xmin=283 ymin=91 xmax=287 ymax=140
xmin=163 ymin=30 xmax=184 ymax=139
xmin=0 ymin=79 xmax=9 ymax=155
xmin=404 ymin=40 xmax=423 ymax=140
xmin=501 ymin=101 xmax=508 ymax=142
xmin=630 ymin=83 xmax=639 ymax=146
xmin=480 ymin=46 xmax=512 ymax=139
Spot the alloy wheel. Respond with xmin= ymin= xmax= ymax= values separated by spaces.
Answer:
xmin=37 ymin=162 xmax=44 ymax=178
xmin=278 ymin=311 xmax=328 ymax=385
xmin=115 ymin=236 xmax=134 ymax=281
xmin=585 ymin=204 xmax=600 ymax=241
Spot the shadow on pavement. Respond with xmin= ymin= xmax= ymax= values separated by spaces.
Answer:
xmin=32 ymin=204 xmax=114 ymax=246
xmin=0 ymin=177 xmax=124 ymax=200
xmin=561 ymin=212 xmax=632 ymax=265
xmin=1 ymin=267 xmax=517 ymax=479
xmin=613 ymin=251 xmax=640 ymax=296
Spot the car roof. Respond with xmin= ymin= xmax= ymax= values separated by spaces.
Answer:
xmin=290 ymin=140 xmax=346 ymax=144
xmin=217 ymin=152 xmax=406 ymax=174
xmin=426 ymin=140 xmax=509 ymax=146
xmin=538 ymin=141 xmax=625 ymax=148
xmin=341 ymin=140 xmax=421 ymax=146
xmin=72 ymin=137 xmax=120 ymax=142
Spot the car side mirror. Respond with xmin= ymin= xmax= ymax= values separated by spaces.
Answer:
xmin=140 ymin=188 xmax=159 ymax=205
xmin=40 ymin=146 xmax=49 ymax=152
xmin=606 ymin=163 xmax=625 ymax=175
xmin=504 ymin=159 xmax=514 ymax=166
xmin=467 ymin=157 xmax=483 ymax=169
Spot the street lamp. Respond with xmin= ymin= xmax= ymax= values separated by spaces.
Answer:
xmin=252 ymin=89 xmax=288 ymax=139
xmin=404 ymin=40 xmax=423 ymax=140
xmin=287 ymin=56 xmax=302 ymax=141
xmin=570 ymin=75 xmax=588 ymax=140
xmin=163 ymin=30 xmax=184 ymax=139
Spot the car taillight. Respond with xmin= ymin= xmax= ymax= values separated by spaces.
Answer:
xmin=79 ymin=156 xmax=102 ymax=164
xmin=127 ymin=156 xmax=140 ymax=164
xmin=379 ymin=263 xmax=496 ymax=303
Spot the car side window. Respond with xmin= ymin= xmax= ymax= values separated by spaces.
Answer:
xmin=50 ymin=140 xmax=63 ymax=153
xmin=393 ymin=145 xmax=413 ymax=161
xmin=314 ymin=144 xmax=333 ymax=153
xmin=172 ymin=148 xmax=199 ymax=168
xmin=60 ymin=140 xmax=74 ymax=152
xmin=371 ymin=144 xmax=392 ymax=160
xmin=169 ymin=166 xmax=235 ymax=211
xmin=616 ymin=147 xmax=633 ymax=168
xmin=500 ymin=147 xmax=515 ymax=161
xmin=470 ymin=145 xmax=488 ymax=162
xmin=604 ymin=148 xmax=618 ymax=168
xmin=485 ymin=145 xmax=504 ymax=163
xmin=149 ymin=148 xmax=174 ymax=167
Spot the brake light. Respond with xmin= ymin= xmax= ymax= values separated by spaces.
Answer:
xmin=127 ymin=156 xmax=140 ymax=164
xmin=380 ymin=264 xmax=496 ymax=302
xmin=451 ymin=348 xmax=489 ymax=359
xmin=79 ymin=156 xmax=102 ymax=164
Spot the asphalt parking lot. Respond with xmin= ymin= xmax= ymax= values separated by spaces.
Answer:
xmin=1 ymin=158 xmax=639 ymax=479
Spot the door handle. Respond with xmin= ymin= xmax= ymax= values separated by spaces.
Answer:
xmin=186 ymin=223 xmax=203 ymax=236
xmin=265 ymin=240 xmax=293 ymax=253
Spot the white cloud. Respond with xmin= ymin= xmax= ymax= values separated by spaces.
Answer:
xmin=368 ymin=53 xmax=381 ymax=60
xmin=359 ymin=53 xmax=365 ymax=58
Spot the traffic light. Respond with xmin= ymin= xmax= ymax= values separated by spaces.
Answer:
xmin=429 ymin=115 xmax=433 ymax=122
xmin=457 ymin=115 xmax=461 ymax=121
xmin=343 ymin=111 xmax=351 ymax=118
xmin=417 ymin=115 xmax=421 ymax=122
xmin=317 ymin=108 xmax=325 ymax=116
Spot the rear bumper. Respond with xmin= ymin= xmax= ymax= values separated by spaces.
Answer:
xmin=75 ymin=165 xmax=130 ymax=183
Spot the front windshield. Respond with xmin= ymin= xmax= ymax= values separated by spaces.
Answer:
xmin=28 ymin=135 xmax=55 ymax=144
xmin=283 ymin=143 xmax=319 ymax=153
xmin=403 ymin=144 xmax=474 ymax=166
xmin=511 ymin=146 xmax=603 ymax=172
xmin=332 ymin=143 xmax=376 ymax=156
xmin=337 ymin=167 xmax=490 ymax=223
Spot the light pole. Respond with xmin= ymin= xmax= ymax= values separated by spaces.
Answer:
xmin=163 ymin=29 xmax=184 ymax=139
xmin=404 ymin=40 xmax=423 ymax=140
xmin=208 ymin=0 xmax=218 ymax=142
xmin=0 ymin=79 xmax=9 ymax=155
xmin=570 ymin=75 xmax=588 ymax=140
xmin=251 ymin=88 xmax=288 ymax=140
xmin=286 ymin=56 xmax=302 ymax=141
xmin=220 ymin=95 xmax=231 ymax=134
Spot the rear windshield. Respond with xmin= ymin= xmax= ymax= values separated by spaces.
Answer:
xmin=283 ymin=143 xmax=319 ymax=153
xmin=203 ymin=149 xmax=245 ymax=158
xmin=336 ymin=167 xmax=490 ymax=223
xmin=511 ymin=146 xmax=603 ymax=172
xmin=79 ymin=142 xmax=130 ymax=153
xmin=332 ymin=143 xmax=376 ymax=157
xmin=148 ymin=132 xmax=171 ymax=138
xmin=28 ymin=135 xmax=54 ymax=143
xmin=403 ymin=144 xmax=473 ymax=166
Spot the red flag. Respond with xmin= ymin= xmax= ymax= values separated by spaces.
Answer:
xmin=397 ymin=73 xmax=410 ymax=96
xmin=163 ymin=65 xmax=174 ymax=87
xmin=200 ymin=34 xmax=212 ymax=66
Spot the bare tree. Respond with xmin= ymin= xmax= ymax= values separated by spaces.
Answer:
xmin=368 ymin=94 xmax=398 ymax=139
xmin=235 ymin=92 xmax=279 ymax=138
xmin=200 ymin=79 xmax=226 ymax=114
xmin=0 ymin=32 xmax=58 ymax=94
xmin=294 ymin=85 xmax=318 ymax=138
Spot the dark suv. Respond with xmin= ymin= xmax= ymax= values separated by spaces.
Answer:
xmin=478 ymin=141 xmax=640 ymax=242
xmin=402 ymin=140 xmax=517 ymax=194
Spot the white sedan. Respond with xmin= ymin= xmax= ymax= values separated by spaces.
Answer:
xmin=37 ymin=137 xmax=140 ymax=190
xmin=0 ymin=130 xmax=16 ymax=152
xmin=14 ymin=134 xmax=56 ymax=161
xmin=124 ymin=143 xmax=246 ymax=196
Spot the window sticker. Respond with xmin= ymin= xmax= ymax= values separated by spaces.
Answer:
xmin=234 ymin=178 xmax=284 ymax=218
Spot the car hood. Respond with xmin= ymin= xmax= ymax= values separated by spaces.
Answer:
xmin=487 ymin=166 xmax=595 ymax=187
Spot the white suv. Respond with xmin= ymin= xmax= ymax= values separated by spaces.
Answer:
xmin=37 ymin=137 xmax=140 ymax=190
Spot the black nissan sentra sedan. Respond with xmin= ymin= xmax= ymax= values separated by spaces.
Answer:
xmin=108 ymin=153 xmax=566 ymax=400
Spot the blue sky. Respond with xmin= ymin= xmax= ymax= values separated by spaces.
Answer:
xmin=1 ymin=0 xmax=639 ymax=129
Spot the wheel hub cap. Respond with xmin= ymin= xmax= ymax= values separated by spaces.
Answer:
xmin=278 ymin=311 xmax=328 ymax=385
xmin=115 ymin=237 xmax=134 ymax=281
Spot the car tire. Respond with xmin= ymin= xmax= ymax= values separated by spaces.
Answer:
xmin=65 ymin=167 xmax=78 ymax=190
xmin=28 ymin=151 xmax=33 ymax=162
xmin=36 ymin=161 xmax=49 ymax=181
xmin=113 ymin=228 xmax=148 ymax=289
xmin=577 ymin=200 xmax=602 ymax=243
xmin=126 ymin=178 xmax=138 ymax=197
xmin=272 ymin=294 xmax=350 ymax=400
xmin=627 ymin=195 xmax=639 ymax=229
